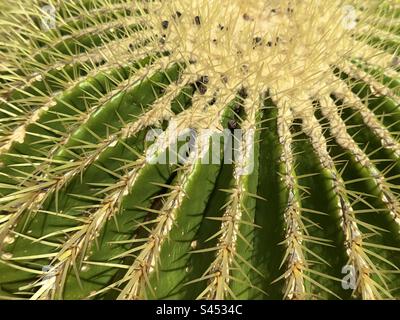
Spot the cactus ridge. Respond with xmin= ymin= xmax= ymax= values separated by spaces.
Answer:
xmin=0 ymin=0 xmax=400 ymax=300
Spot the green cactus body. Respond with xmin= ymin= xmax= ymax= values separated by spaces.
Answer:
xmin=0 ymin=0 xmax=399 ymax=300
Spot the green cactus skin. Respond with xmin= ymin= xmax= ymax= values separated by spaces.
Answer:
xmin=0 ymin=0 xmax=400 ymax=300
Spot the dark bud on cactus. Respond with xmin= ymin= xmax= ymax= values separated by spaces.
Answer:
xmin=161 ymin=20 xmax=169 ymax=29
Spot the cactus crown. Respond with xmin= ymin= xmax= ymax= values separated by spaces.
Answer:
xmin=0 ymin=0 xmax=400 ymax=300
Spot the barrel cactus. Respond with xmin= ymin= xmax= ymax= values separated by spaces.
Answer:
xmin=0 ymin=0 xmax=399 ymax=300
